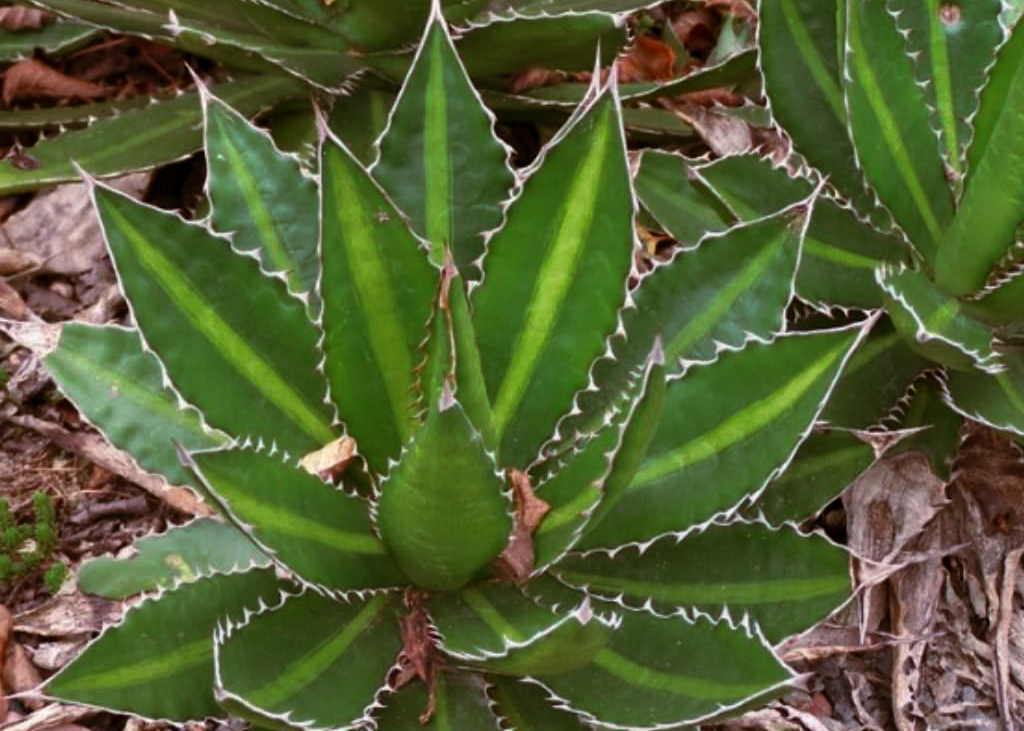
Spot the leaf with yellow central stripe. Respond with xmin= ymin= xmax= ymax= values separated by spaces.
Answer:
xmin=92 ymin=183 xmax=335 ymax=456
xmin=472 ymin=82 xmax=633 ymax=469
xmin=842 ymin=0 xmax=954 ymax=262
xmin=319 ymin=134 xmax=437 ymax=476
xmin=47 ymin=568 xmax=283 ymax=722
xmin=373 ymin=6 xmax=514 ymax=275
xmin=530 ymin=608 xmax=790 ymax=728
xmin=579 ymin=322 xmax=870 ymax=550
xmin=557 ymin=521 xmax=850 ymax=645
xmin=215 ymin=589 xmax=403 ymax=730
xmin=188 ymin=447 xmax=407 ymax=592
xmin=203 ymin=87 xmax=319 ymax=303
xmin=373 ymin=671 xmax=501 ymax=730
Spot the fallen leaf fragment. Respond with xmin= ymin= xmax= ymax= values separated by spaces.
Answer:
xmin=299 ymin=436 xmax=356 ymax=481
xmin=2 ymin=59 xmax=106 ymax=105
xmin=0 ymin=8 xmax=55 ymax=30
xmin=493 ymin=469 xmax=550 ymax=583
xmin=392 ymin=590 xmax=439 ymax=724
xmin=619 ymin=36 xmax=676 ymax=82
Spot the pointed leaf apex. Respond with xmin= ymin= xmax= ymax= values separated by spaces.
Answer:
xmin=439 ymin=380 xmax=456 ymax=411
xmin=648 ymin=334 xmax=666 ymax=368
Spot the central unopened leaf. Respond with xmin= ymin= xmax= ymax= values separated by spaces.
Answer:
xmin=376 ymin=394 xmax=512 ymax=590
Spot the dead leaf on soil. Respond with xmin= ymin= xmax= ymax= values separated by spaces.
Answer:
xmin=2 ymin=59 xmax=106 ymax=106
xmin=4 ymin=642 xmax=42 ymax=708
xmin=13 ymin=591 xmax=121 ymax=638
xmin=0 ymin=8 xmax=55 ymax=30
xmin=0 ymin=278 xmax=27 ymax=320
xmin=619 ymin=36 xmax=676 ymax=83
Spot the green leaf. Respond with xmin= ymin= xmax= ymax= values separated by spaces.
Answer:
xmin=945 ymin=349 xmax=1024 ymax=440
xmin=879 ymin=264 xmax=1003 ymax=373
xmin=373 ymin=8 xmax=514 ymax=275
xmin=531 ymin=610 xmax=790 ymax=728
xmin=886 ymin=0 xmax=1003 ymax=176
xmin=0 ymin=75 xmax=305 ymax=196
xmin=934 ymin=19 xmax=1024 ymax=295
xmin=565 ymin=204 xmax=806 ymax=442
xmin=377 ymin=394 xmax=512 ymax=591
xmin=216 ymin=590 xmax=402 ymax=729
xmin=429 ymin=583 xmax=580 ymax=661
xmin=693 ymin=153 xmax=907 ymax=309
xmin=188 ymin=448 xmax=407 ymax=592
xmin=633 ymin=150 xmax=734 ymax=246
xmin=579 ymin=323 xmax=870 ymax=549
xmin=558 ymin=522 xmax=850 ymax=644
xmin=328 ymin=83 xmax=395 ymax=165
xmin=746 ymin=429 xmax=875 ymax=526
xmin=318 ymin=135 xmax=437 ymax=474
xmin=889 ymin=372 xmax=961 ymax=478
xmin=843 ymin=0 xmax=955 ymax=262
xmin=92 ymin=184 xmax=335 ymax=454
xmin=77 ymin=518 xmax=271 ymax=599
xmin=44 ymin=324 xmax=227 ymax=489
xmin=472 ymin=86 xmax=633 ymax=468
xmin=820 ymin=316 xmax=931 ymax=427
xmin=374 ymin=671 xmax=501 ymax=730
xmin=48 ymin=569 xmax=282 ymax=722
xmin=759 ymin=0 xmax=873 ymax=214
xmin=0 ymin=21 xmax=99 ymax=60
xmin=488 ymin=676 xmax=589 ymax=731
xmin=202 ymin=88 xmax=319 ymax=301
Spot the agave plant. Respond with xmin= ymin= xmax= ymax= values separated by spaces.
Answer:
xmin=30 ymin=8 xmax=870 ymax=729
xmin=629 ymin=2 xmax=1024 ymax=504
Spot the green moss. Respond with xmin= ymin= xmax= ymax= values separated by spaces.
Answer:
xmin=0 ymin=491 xmax=63 ymax=592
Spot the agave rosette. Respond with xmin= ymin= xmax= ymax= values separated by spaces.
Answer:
xmin=37 ymin=9 xmax=868 ymax=730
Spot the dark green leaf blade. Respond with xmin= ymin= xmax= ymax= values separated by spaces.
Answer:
xmin=489 ymin=676 xmax=589 ymax=731
xmin=318 ymin=135 xmax=437 ymax=474
xmin=203 ymin=88 xmax=319 ymax=300
xmin=92 ymin=185 xmax=335 ymax=454
xmin=558 ymin=522 xmax=850 ymax=644
xmin=216 ymin=590 xmax=402 ymax=730
xmin=472 ymin=87 xmax=633 ymax=468
xmin=843 ymin=0 xmax=955 ymax=262
xmin=945 ymin=350 xmax=1024 ymax=440
xmin=77 ymin=518 xmax=271 ymax=599
xmin=188 ymin=448 xmax=407 ymax=592
xmin=48 ymin=569 xmax=282 ymax=722
xmin=373 ymin=8 xmax=514 ymax=275
xmin=374 ymin=671 xmax=501 ymax=730
xmin=580 ymin=323 xmax=870 ymax=549
xmin=376 ymin=395 xmax=512 ymax=591
xmin=44 ymin=323 xmax=227 ymax=489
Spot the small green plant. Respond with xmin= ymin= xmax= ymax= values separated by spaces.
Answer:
xmin=0 ymin=491 xmax=65 ymax=593
xmin=39 ymin=8 xmax=865 ymax=730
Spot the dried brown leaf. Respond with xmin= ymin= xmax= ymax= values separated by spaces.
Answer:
xmin=2 ymin=59 xmax=106 ymax=106
xmin=0 ymin=8 xmax=55 ymax=30
xmin=618 ymin=36 xmax=676 ymax=83
xmin=493 ymin=469 xmax=550 ymax=583
xmin=0 ymin=249 xmax=41 ymax=277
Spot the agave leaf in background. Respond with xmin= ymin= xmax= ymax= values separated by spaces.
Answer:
xmin=887 ymin=371 xmax=962 ymax=477
xmin=373 ymin=8 xmax=514 ymax=275
xmin=44 ymin=324 xmax=228 ymax=489
xmin=0 ymin=20 xmax=99 ymax=60
xmin=879 ymin=264 xmax=1004 ymax=374
xmin=47 ymin=569 xmax=283 ymax=722
xmin=0 ymin=75 xmax=305 ymax=196
xmin=488 ymin=676 xmax=591 ymax=730
xmin=580 ymin=323 xmax=870 ymax=549
xmin=77 ymin=518 xmax=271 ymax=599
xmin=91 ymin=184 xmax=336 ymax=455
xmin=557 ymin=521 xmax=850 ymax=644
xmin=886 ymin=0 xmax=1003 ymax=175
xmin=945 ymin=350 xmax=1024 ymax=440
xmin=375 ymin=672 xmax=500 ymax=729
xmin=472 ymin=82 xmax=634 ymax=468
xmin=215 ymin=591 xmax=403 ymax=729
xmin=188 ymin=448 xmax=407 ymax=592
xmin=202 ymin=88 xmax=319 ymax=301
xmin=934 ymin=19 xmax=1024 ymax=295
xmin=634 ymin=149 xmax=734 ymax=245
xmin=842 ymin=0 xmax=954 ymax=263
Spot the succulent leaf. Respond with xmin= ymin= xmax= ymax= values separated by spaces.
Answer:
xmin=77 ymin=518 xmax=271 ymax=599
xmin=375 ymin=671 xmax=501 ymax=730
xmin=945 ymin=350 xmax=1024 ymax=439
xmin=888 ymin=371 xmax=961 ymax=477
xmin=472 ymin=84 xmax=633 ymax=468
xmin=92 ymin=183 xmax=335 ymax=454
xmin=215 ymin=590 xmax=403 ymax=729
xmin=0 ymin=75 xmax=305 ymax=196
xmin=842 ymin=0 xmax=955 ymax=262
xmin=580 ymin=323 xmax=870 ymax=550
xmin=202 ymin=88 xmax=319 ymax=302
xmin=373 ymin=7 xmax=514 ymax=275
xmin=0 ymin=21 xmax=99 ymax=60
xmin=886 ymin=0 xmax=1003 ymax=175
xmin=44 ymin=324 xmax=227 ymax=490
xmin=558 ymin=522 xmax=850 ymax=645
xmin=488 ymin=676 xmax=590 ymax=731
xmin=318 ymin=135 xmax=437 ymax=474
xmin=376 ymin=395 xmax=512 ymax=591
xmin=48 ymin=569 xmax=283 ymax=722
xmin=530 ymin=610 xmax=790 ymax=729
xmin=188 ymin=448 xmax=407 ymax=592
xmin=879 ymin=264 xmax=1004 ymax=373
xmin=934 ymin=18 xmax=1024 ymax=295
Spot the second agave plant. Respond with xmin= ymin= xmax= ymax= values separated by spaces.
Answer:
xmin=34 ymin=7 xmax=869 ymax=730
